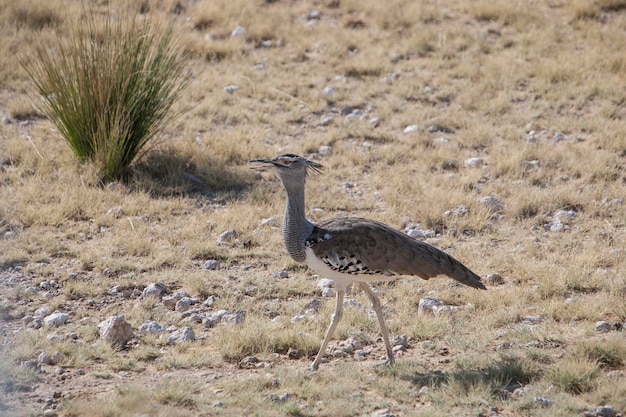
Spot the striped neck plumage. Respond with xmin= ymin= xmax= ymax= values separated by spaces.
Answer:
xmin=282 ymin=179 xmax=314 ymax=263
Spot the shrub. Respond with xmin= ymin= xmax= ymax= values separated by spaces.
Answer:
xmin=25 ymin=5 xmax=189 ymax=181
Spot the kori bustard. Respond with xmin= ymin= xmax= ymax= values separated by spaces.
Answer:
xmin=251 ymin=154 xmax=486 ymax=370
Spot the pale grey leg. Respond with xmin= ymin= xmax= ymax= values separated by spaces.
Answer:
xmin=360 ymin=282 xmax=394 ymax=366
xmin=310 ymin=289 xmax=345 ymax=371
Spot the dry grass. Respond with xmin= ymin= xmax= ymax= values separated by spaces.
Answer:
xmin=1 ymin=0 xmax=626 ymax=416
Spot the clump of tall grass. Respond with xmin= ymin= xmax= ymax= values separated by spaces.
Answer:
xmin=25 ymin=5 xmax=189 ymax=181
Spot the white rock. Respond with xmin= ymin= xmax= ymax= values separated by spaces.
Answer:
xmin=464 ymin=157 xmax=484 ymax=167
xmin=443 ymin=205 xmax=468 ymax=217
xmin=319 ymin=145 xmax=333 ymax=156
xmin=35 ymin=307 xmax=52 ymax=317
xmin=417 ymin=297 xmax=445 ymax=316
xmin=204 ymin=259 xmax=220 ymax=270
xmin=595 ymin=321 xmax=612 ymax=333
xmin=139 ymin=320 xmax=165 ymax=335
xmin=406 ymin=229 xmax=426 ymax=240
xmin=98 ymin=315 xmax=133 ymax=346
xmin=305 ymin=10 xmax=321 ymax=20
xmin=485 ymin=273 xmax=505 ymax=285
xmin=44 ymin=313 xmax=69 ymax=327
xmin=217 ymin=229 xmax=238 ymax=245
xmin=167 ymin=327 xmax=195 ymax=345
xmin=525 ymin=160 xmax=541 ymax=170
xmin=259 ymin=217 xmax=278 ymax=227
xmin=323 ymin=86 xmax=335 ymax=95
xmin=222 ymin=310 xmax=246 ymax=324
xmin=318 ymin=278 xmax=334 ymax=289
xmin=175 ymin=297 xmax=193 ymax=312
xmin=142 ymin=282 xmax=168 ymax=299
xmin=403 ymin=124 xmax=418 ymax=134
xmin=322 ymin=287 xmax=335 ymax=297
xmin=320 ymin=116 xmax=334 ymax=126
xmin=231 ymin=26 xmax=246 ymax=38
xmin=224 ymin=85 xmax=240 ymax=94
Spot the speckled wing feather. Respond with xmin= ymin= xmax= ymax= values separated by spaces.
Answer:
xmin=306 ymin=217 xmax=486 ymax=290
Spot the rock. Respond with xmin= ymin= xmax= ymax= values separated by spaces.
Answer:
xmin=142 ymin=282 xmax=168 ymax=299
xmin=391 ymin=335 xmax=408 ymax=348
xmin=276 ymin=270 xmax=289 ymax=278
xmin=372 ymin=408 xmax=396 ymax=417
xmin=222 ymin=310 xmax=246 ymax=324
xmin=485 ymin=273 xmax=505 ymax=285
xmin=522 ymin=316 xmax=545 ymax=325
xmin=584 ymin=405 xmax=616 ymax=417
xmin=318 ymin=278 xmax=334 ymax=289
xmin=525 ymin=160 xmax=541 ymax=170
xmin=35 ymin=307 xmax=52 ymax=317
xmin=302 ymin=298 xmax=322 ymax=312
xmin=217 ymin=229 xmax=238 ymax=245
xmin=231 ymin=25 xmax=246 ymax=38
xmin=481 ymin=196 xmax=504 ymax=213
xmin=443 ymin=205 xmax=469 ymax=217
xmin=403 ymin=124 xmax=418 ymax=134
xmin=595 ymin=321 xmax=612 ymax=333
xmin=224 ymin=85 xmax=240 ymax=94
xmin=204 ymin=260 xmax=220 ymax=270
xmin=175 ymin=297 xmax=193 ymax=312
xmin=162 ymin=295 xmax=179 ymax=310
xmin=417 ymin=297 xmax=445 ymax=316
xmin=291 ymin=315 xmax=308 ymax=323
xmin=203 ymin=295 xmax=216 ymax=307
xmin=43 ymin=409 xmax=57 ymax=417
xmin=305 ymin=10 xmax=321 ymax=20
xmin=259 ymin=217 xmax=278 ymax=227
xmin=319 ymin=145 xmax=333 ymax=156
xmin=547 ymin=220 xmax=565 ymax=232
xmin=322 ymin=287 xmax=335 ymax=297
xmin=106 ymin=206 xmax=125 ymax=218
xmin=535 ymin=397 xmax=555 ymax=407
xmin=554 ymin=209 xmax=576 ymax=222
xmin=21 ymin=360 xmax=41 ymax=372
xmin=323 ymin=85 xmax=336 ymax=95
xmin=288 ymin=347 xmax=302 ymax=359
xmin=240 ymin=356 xmax=259 ymax=365
xmin=320 ymin=116 xmax=334 ymax=126
xmin=44 ymin=313 xmax=69 ymax=327
xmin=268 ymin=392 xmax=291 ymax=402
xmin=369 ymin=117 xmax=381 ymax=127
xmin=138 ymin=320 xmax=165 ymax=335
xmin=38 ymin=352 xmax=52 ymax=365
xmin=98 ymin=315 xmax=133 ymax=346
xmin=464 ymin=157 xmax=484 ymax=167
xmin=167 ymin=327 xmax=195 ymax=345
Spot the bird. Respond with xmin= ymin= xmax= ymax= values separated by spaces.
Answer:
xmin=250 ymin=153 xmax=486 ymax=370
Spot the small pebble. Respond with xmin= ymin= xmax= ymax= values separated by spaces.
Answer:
xmin=403 ymin=124 xmax=418 ymax=134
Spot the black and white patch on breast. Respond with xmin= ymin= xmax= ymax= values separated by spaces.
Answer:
xmin=320 ymin=251 xmax=377 ymax=274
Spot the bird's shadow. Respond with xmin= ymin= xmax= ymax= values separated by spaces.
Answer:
xmin=381 ymin=354 xmax=536 ymax=396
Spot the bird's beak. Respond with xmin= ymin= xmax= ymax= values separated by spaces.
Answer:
xmin=249 ymin=158 xmax=275 ymax=170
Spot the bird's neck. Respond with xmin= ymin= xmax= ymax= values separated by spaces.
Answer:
xmin=282 ymin=181 xmax=313 ymax=263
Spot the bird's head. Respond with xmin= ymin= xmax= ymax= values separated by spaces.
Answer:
xmin=250 ymin=154 xmax=323 ymax=186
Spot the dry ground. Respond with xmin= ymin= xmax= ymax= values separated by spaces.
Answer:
xmin=1 ymin=0 xmax=626 ymax=416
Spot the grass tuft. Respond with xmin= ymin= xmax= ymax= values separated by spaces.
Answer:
xmin=24 ymin=4 xmax=189 ymax=181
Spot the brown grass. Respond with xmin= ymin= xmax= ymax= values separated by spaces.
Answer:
xmin=1 ymin=0 xmax=626 ymax=416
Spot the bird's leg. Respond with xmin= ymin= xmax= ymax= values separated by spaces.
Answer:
xmin=360 ymin=282 xmax=394 ymax=366
xmin=310 ymin=288 xmax=345 ymax=371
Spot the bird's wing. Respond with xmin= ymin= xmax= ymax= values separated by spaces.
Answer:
xmin=307 ymin=217 xmax=486 ymax=290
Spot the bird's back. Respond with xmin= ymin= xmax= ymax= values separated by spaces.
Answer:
xmin=306 ymin=217 xmax=486 ymax=290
